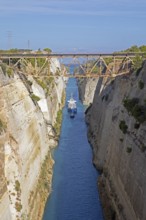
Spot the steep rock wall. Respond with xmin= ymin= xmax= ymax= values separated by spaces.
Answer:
xmin=0 ymin=59 xmax=66 ymax=220
xmin=85 ymin=63 xmax=146 ymax=220
xmin=77 ymin=78 xmax=98 ymax=105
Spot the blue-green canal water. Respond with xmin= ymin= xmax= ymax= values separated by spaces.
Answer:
xmin=43 ymin=78 xmax=103 ymax=220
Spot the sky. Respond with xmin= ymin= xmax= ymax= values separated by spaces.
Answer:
xmin=0 ymin=0 xmax=146 ymax=52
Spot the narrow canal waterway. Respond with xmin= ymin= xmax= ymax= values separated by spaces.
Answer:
xmin=43 ymin=78 xmax=103 ymax=220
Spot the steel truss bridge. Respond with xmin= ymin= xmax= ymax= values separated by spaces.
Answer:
xmin=0 ymin=53 xmax=145 ymax=78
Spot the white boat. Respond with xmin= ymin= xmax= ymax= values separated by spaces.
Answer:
xmin=67 ymin=94 xmax=77 ymax=117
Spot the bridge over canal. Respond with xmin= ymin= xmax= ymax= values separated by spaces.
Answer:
xmin=0 ymin=52 xmax=145 ymax=78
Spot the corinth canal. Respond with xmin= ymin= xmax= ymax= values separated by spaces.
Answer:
xmin=43 ymin=77 xmax=103 ymax=220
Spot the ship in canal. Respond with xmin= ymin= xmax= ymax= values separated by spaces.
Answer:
xmin=67 ymin=94 xmax=77 ymax=118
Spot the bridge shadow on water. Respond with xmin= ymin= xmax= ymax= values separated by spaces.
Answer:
xmin=43 ymin=78 xmax=104 ymax=220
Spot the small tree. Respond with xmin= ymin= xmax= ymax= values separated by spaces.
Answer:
xmin=133 ymin=55 xmax=143 ymax=71
xmin=44 ymin=48 xmax=52 ymax=53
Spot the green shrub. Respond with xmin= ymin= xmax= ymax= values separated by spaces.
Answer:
xmin=0 ymin=119 xmax=6 ymax=134
xmin=141 ymin=144 xmax=146 ymax=152
xmin=132 ymin=105 xmax=146 ymax=123
xmin=101 ymin=94 xmax=109 ymax=101
xmin=15 ymin=202 xmax=22 ymax=212
xmin=119 ymin=120 xmax=128 ymax=134
xmin=37 ymin=58 xmax=48 ymax=68
xmin=134 ymin=123 xmax=140 ymax=129
xmin=119 ymin=138 xmax=124 ymax=142
xmin=46 ymin=77 xmax=54 ymax=85
xmin=133 ymin=55 xmax=143 ymax=72
xmin=104 ymin=57 xmax=113 ymax=65
xmin=26 ymin=58 xmax=35 ymax=67
xmin=123 ymin=97 xmax=139 ymax=113
xmin=44 ymin=181 xmax=49 ymax=189
xmin=26 ymin=80 xmax=32 ymax=86
xmin=136 ymin=66 xmax=143 ymax=77
xmin=15 ymin=180 xmax=20 ymax=192
xmin=27 ymin=58 xmax=47 ymax=68
xmin=11 ymin=192 xmax=16 ymax=196
xmin=56 ymin=110 xmax=62 ymax=126
xmin=54 ymin=109 xmax=63 ymax=136
xmin=118 ymin=203 xmax=123 ymax=212
xmin=126 ymin=147 xmax=132 ymax=153
xmin=123 ymin=97 xmax=146 ymax=123
xmin=138 ymin=80 xmax=144 ymax=89
xmin=0 ymin=63 xmax=7 ymax=74
xmin=111 ymin=80 xmax=115 ymax=85
xmin=7 ymin=68 xmax=13 ymax=77
xmin=102 ymin=95 xmax=105 ymax=101
xmin=31 ymin=94 xmax=40 ymax=102
xmin=36 ymin=79 xmax=47 ymax=90
xmin=21 ymin=213 xmax=28 ymax=220
xmin=43 ymin=48 xmax=52 ymax=53
xmin=105 ymin=94 xmax=109 ymax=101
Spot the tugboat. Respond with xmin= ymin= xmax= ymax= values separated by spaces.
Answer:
xmin=67 ymin=94 xmax=77 ymax=118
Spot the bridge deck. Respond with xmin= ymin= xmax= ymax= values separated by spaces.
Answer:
xmin=0 ymin=52 xmax=146 ymax=59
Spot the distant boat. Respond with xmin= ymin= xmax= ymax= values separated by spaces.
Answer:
xmin=67 ymin=94 xmax=77 ymax=118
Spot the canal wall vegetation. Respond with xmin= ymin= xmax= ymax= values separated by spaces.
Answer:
xmin=79 ymin=61 xmax=146 ymax=220
xmin=0 ymin=58 xmax=66 ymax=220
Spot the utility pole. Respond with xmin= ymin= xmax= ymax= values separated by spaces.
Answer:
xmin=27 ymin=40 xmax=30 ymax=50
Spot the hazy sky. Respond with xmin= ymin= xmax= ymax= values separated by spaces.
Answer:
xmin=0 ymin=0 xmax=146 ymax=52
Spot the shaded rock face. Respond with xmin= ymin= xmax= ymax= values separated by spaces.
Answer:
xmin=85 ymin=63 xmax=146 ymax=220
xmin=0 ymin=61 xmax=65 ymax=220
xmin=77 ymin=78 xmax=99 ymax=105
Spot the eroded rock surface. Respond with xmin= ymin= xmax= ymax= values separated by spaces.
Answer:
xmin=80 ymin=62 xmax=146 ymax=220
xmin=0 ymin=59 xmax=66 ymax=220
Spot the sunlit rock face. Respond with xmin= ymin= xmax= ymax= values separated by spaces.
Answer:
xmin=0 ymin=58 xmax=65 ymax=220
xmin=50 ymin=58 xmax=61 ymax=74
xmin=85 ymin=62 xmax=146 ymax=220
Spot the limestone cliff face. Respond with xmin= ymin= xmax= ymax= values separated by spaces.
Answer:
xmin=85 ymin=63 xmax=146 ymax=220
xmin=77 ymin=78 xmax=98 ymax=105
xmin=0 ymin=59 xmax=65 ymax=220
